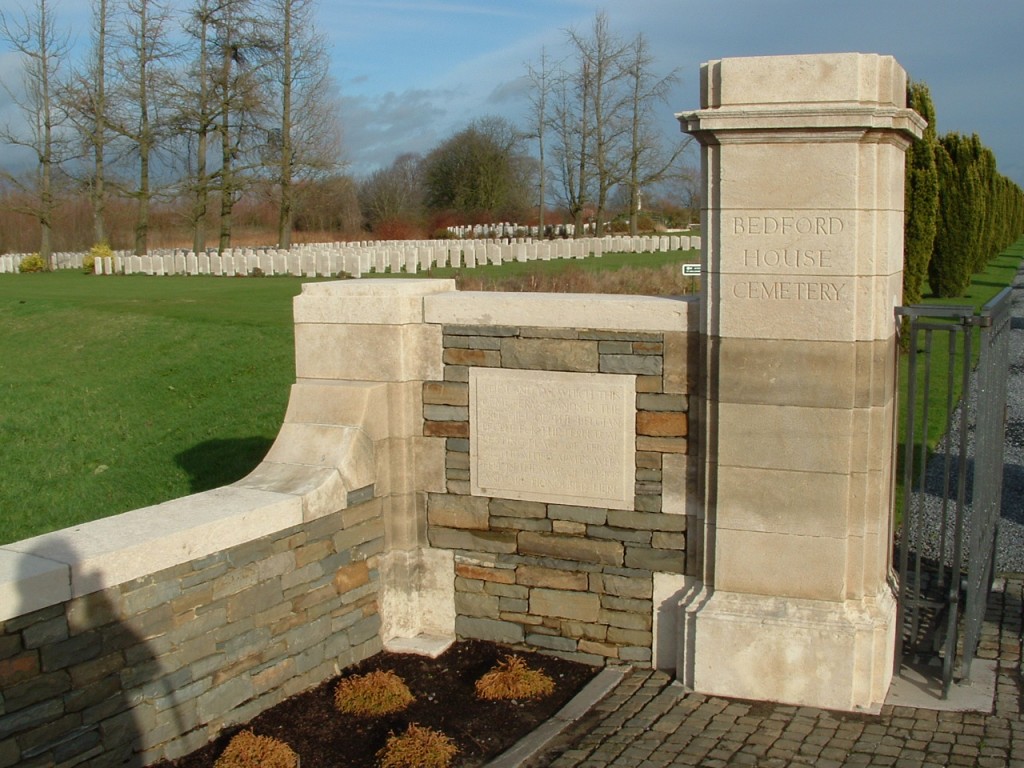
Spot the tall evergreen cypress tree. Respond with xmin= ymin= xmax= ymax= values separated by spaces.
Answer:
xmin=902 ymin=82 xmax=939 ymax=305
xmin=930 ymin=134 xmax=974 ymax=297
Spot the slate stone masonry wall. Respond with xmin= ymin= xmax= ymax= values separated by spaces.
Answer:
xmin=422 ymin=323 xmax=696 ymax=666
xmin=0 ymin=500 xmax=384 ymax=767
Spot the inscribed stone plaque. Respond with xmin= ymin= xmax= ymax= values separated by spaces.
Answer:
xmin=470 ymin=368 xmax=636 ymax=509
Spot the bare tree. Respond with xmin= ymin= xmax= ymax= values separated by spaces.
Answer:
xmin=534 ymin=12 xmax=691 ymax=237
xmin=567 ymin=11 xmax=630 ymax=236
xmin=209 ymin=0 xmax=272 ymax=253
xmin=621 ymin=33 xmax=691 ymax=236
xmin=262 ymin=0 xmax=341 ymax=249
xmin=525 ymin=46 xmax=553 ymax=233
xmin=549 ymin=57 xmax=590 ymax=235
xmin=175 ymin=0 xmax=219 ymax=254
xmin=60 ymin=0 xmax=112 ymax=245
xmin=0 ymin=0 xmax=72 ymax=263
xmin=107 ymin=0 xmax=178 ymax=255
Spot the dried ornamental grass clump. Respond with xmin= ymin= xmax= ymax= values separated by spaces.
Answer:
xmin=213 ymin=730 xmax=299 ymax=768
xmin=376 ymin=723 xmax=458 ymax=768
xmin=475 ymin=654 xmax=556 ymax=701
xmin=334 ymin=669 xmax=415 ymax=716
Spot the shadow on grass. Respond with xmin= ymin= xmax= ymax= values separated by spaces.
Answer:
xmin=175 ymin=437 xmax=275 ymax=493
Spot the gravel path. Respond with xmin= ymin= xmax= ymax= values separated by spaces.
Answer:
xmin=903 ymin=265 xmax=1024 ymax=574
xmin=994 ymin=267 xmax=1024 ymax=572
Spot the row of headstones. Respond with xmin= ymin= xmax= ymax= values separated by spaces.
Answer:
xmin=0 ymin=234 xmax=699 ymax=276
xmin=93 ymin=235 xmax=700 ymax=277
xmin=0 ymin=252 xmax=88 ymax=274
xmin=445 ymin=222 xmax=595 ymax=239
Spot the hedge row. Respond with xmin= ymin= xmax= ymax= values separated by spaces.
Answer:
xmin=903 ymin=82 xmax=1024 ymax=302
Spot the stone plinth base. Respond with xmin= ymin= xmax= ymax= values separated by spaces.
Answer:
xmin=380 ymin=547 xmax=455 ymax=646
xmin=681 ymin=584 xmax=896 ymax=712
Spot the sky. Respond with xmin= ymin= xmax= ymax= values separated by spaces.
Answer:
xmin=2 ymin=0 xmax=1023 ymax=188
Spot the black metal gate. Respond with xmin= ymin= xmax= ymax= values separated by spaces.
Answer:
xmin=894 ymin=287 xmax=1012 ymax=698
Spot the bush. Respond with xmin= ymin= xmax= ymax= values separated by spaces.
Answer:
xmin=84 ymin=242 xmax=114 ymax=274
xmin=18 ymin=253 xmax=46 ymax=273
xmin=213 ymin=730 xmax=298 ymax=768
xmin=334 ymin=670 xmax=414 ymax=716
xmin=376 ymin=724 xmax=458 ymax=768
xmin=475 ymin=655 xmax=555 ymax=701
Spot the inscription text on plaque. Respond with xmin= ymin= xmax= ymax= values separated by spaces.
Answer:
xmin=469 ymin=368 xmax=636 ymax=509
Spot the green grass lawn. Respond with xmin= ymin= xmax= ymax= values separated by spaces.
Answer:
xmin=897 ymin=242 xmax=1024 ymax=455
xmin=893 ymin=239 xmax=1024 ymax=521
xmin=0 ymin=250 xmax=698 ymax=544
xmin=0 ymin=273 xmax=324 ymax=544
xmin=2 ymin=239 xmax=1018 ymax=546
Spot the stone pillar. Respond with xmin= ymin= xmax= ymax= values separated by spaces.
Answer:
xmin=678 ymin=53 xmax=924 ymax=711
xmin=291 ymin=279 xmax=456 ymax=654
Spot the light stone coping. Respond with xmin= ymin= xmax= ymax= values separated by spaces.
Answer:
xmin=700 ymin=53 xmax=905 ymax=108
xmin=294 ymin=279 xmax=455 ymax=324
xmin=679 ymin=108 xmax=925 ymax=135
xmin=0 ymin=548 xmax=69 ymax=620
xmin=424 ymin=291 xmax=698 ymax=333
xmin=1 ymin=349 xmax=400 ymax=621
xmin=294 ymin=324 xmax=444 ymax=382
xmin=0 ymin=487 xmax=302 ymax=621
xmin=299 ymin=277 xmax=456 ymax=297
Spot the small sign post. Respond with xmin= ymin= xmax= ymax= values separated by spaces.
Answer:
xmin=682 ymin=264 xmax=701 ymax=277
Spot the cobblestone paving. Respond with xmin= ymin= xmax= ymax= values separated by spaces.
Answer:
xmin=537 ymin=579 xmax=1024 ymax=767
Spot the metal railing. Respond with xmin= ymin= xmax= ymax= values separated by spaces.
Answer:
xmin=894 ymin=287 xmax=1011 ymax=697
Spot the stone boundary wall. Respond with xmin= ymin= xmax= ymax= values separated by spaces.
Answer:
xmin=0 ymin=235 xmax=701 ymax=276
xmin=0 ymin=281 xmax=700 ymax=766
xmin=0 ymin=500 xmax=383 ymax=766
xmin=419 ymin=314 xmax=699 ymax=666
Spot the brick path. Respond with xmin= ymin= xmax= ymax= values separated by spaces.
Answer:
xmin=534 ymin=578 xmax=1024 ymax=767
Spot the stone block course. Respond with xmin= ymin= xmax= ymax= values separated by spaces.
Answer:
xmin=424 ymin=320 xmax=694 ymax=662
xmin=455 ymin=561 xmax=516 ymax=584
xmin=600 ymin=354 xmax=662 ymax=375
xmin=490 ymin=498 xmax=547 ymax=519
xmin=427 ymin=494 xmax=489 ymax=530
xmin=0 ymin=499 xmax=383 ymax=765
xmin=501 ymin=338 xmax=599 ymax=371
xmin=423 ymin=381 xmax=469 ymax=406
xmin=636 ymin=411 xmax=688 ymax=437
xmin=429 ymin=527 xmax=518 ymax=554
xmin=519 ymin=532 xmax=624 ymax=566
xmin=517 ymin=564 xmax=589 ymax=591
xmin=423 ymin=420 xmax=470 ymax=438
xmin=443 ymin=348 xmax=500 ymax=367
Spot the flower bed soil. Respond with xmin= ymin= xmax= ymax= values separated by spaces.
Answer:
xmin=148 ymin=640 xmax=600 ymax=768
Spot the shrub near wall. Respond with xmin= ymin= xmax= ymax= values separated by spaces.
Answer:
xmin=422 ymin=323 xmax=696 ymax=665
xmin=0 ymin=500 xmax=384 ymax=767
